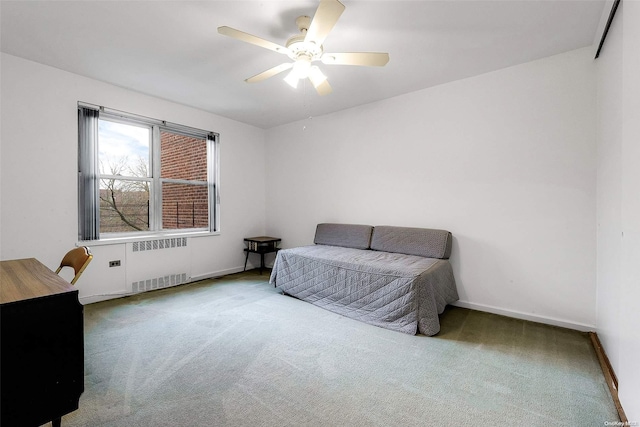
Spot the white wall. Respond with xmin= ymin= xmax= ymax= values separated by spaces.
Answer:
xmin=595 ymin=0 xmax=623 ymax=402
xmin=619 ymin=2 xmax=640 ymax=418
xmin=596 ymin=0 xmax=640 ymax=420
xmin=0 ymin=53 xmax=266 ymax=302
xmin=265 ymin=47 xmax=597 ymax=330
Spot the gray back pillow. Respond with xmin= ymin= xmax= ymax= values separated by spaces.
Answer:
xmin=370 ymin=226 xmax=452 ymax=259
xmin=314 ymin=223 xmax=374 ymax=250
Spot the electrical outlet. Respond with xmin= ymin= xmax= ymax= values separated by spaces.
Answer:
xmin=109 ymin=260 xmax=121 ymax=267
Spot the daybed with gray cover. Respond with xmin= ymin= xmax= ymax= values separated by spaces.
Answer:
xmin=269 ymin=224 xmax=458 ymax=335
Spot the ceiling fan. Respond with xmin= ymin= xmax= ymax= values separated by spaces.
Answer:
xmin=217 ymin=0 xmax=389 ymax=95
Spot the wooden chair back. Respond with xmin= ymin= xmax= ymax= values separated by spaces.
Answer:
xmin=55 ymin=246 xmax=93 ymax=285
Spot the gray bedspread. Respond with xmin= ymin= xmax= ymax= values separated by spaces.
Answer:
xmin=269 ymin=245 xmax=458 ymax=335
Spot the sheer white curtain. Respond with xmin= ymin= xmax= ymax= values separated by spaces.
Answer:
xmin=77 ymin=105 xmax=100 ymax=241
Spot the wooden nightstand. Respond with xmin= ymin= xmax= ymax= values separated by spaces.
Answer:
xmin=243 ymin=236 xmax=281 ymax=275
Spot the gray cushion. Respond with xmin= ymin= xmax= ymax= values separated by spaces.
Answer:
xmin=370 ymin=226 xmax=452 ymax=259
xmin=314 ymin=223 xmax=374 ymax=250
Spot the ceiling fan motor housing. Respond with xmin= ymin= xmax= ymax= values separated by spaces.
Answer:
xmin=286 ymin=15 xmax=323 ymax=62
xmin=286 ymin=36 xmax=323 ymax=61
xmin=295 ymin=15 xmax=311 ymax=32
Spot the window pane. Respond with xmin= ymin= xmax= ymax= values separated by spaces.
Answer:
xmin=161 ymin=131 xmax=207 ymax=181
xmin=99 ymin=120 xmax=150 ymax=178
xmin=100 ymin=178 xmax=150 ymax=233
xmin=162 ymin=182 xmax=208 ymax=229
xmin=80 ymin=104 xmax=217 ymax=239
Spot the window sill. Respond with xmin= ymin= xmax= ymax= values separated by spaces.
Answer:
xmin=79 ymin=230 xmax=220 ymax=247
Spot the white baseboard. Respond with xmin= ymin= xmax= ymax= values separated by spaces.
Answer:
xmin=190 ymin=266 xmax=246 ymax=282
xmin=80 ymin=292 xmax=130 ymax=305
xmin=451 ymin=300 xmax=596 ymax=332
xmin=80 ymin=266 xmax=248 ymax=305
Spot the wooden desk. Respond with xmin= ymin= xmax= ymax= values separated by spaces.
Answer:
xmin=1 ymin=258 xmax=84 ymax=427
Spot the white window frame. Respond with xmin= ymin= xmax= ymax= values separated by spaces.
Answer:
xmin=78 ymin=103 xmax=220 ymax=242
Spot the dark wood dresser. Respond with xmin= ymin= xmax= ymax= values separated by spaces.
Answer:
xmin=1 ymin=258 xmax=84 ymax=427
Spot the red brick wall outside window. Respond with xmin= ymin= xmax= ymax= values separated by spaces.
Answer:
xmin=160 ymin=131 xmax=208 ymax=229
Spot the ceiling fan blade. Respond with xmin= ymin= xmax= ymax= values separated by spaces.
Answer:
xmin=313 ymin=79 xmax=332 ymax=96
xmin=218 ymin=26 xmax=290 ymax=55
xmin=322 ymin=52 xmax=390 ymax=67
xmin=308 ymin=66 xmax=331 ymax=95
xmin=304 ymin=0 xmax=345 ymax=46
xmin=245 ymin=63 xmax=294 ymax=83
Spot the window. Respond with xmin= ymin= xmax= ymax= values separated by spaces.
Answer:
xmin=78 ymin=104 xmax=219 ymax=240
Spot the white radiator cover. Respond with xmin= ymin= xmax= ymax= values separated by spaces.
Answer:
xmin=131 ymin=237 xmax=187 ymax=252
xmin=131 ymin=273 xmax=188 ymax=293
xmin=126 ymin=238 xmax=191 ymax=293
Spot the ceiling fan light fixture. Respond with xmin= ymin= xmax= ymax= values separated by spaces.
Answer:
xmin=284 ymin=58 xmax=313 ymax=88
xmin=292 ymin=58 xmax=312 ymax=79
xmin=284 ymin=69 xmax=300 ymax=88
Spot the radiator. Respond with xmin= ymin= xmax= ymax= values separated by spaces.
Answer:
xmin=126 ymin=238 xmax=191 ymax=294
xmin=131 ymin=273 xmax=188 ymax=293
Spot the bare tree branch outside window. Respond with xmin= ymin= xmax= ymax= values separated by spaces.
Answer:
xmin=99 ymin=156 xmax=150 ymax=232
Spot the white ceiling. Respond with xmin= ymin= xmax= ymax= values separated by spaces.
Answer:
xmin=1 ymin=1 xmax=605 ymax=129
